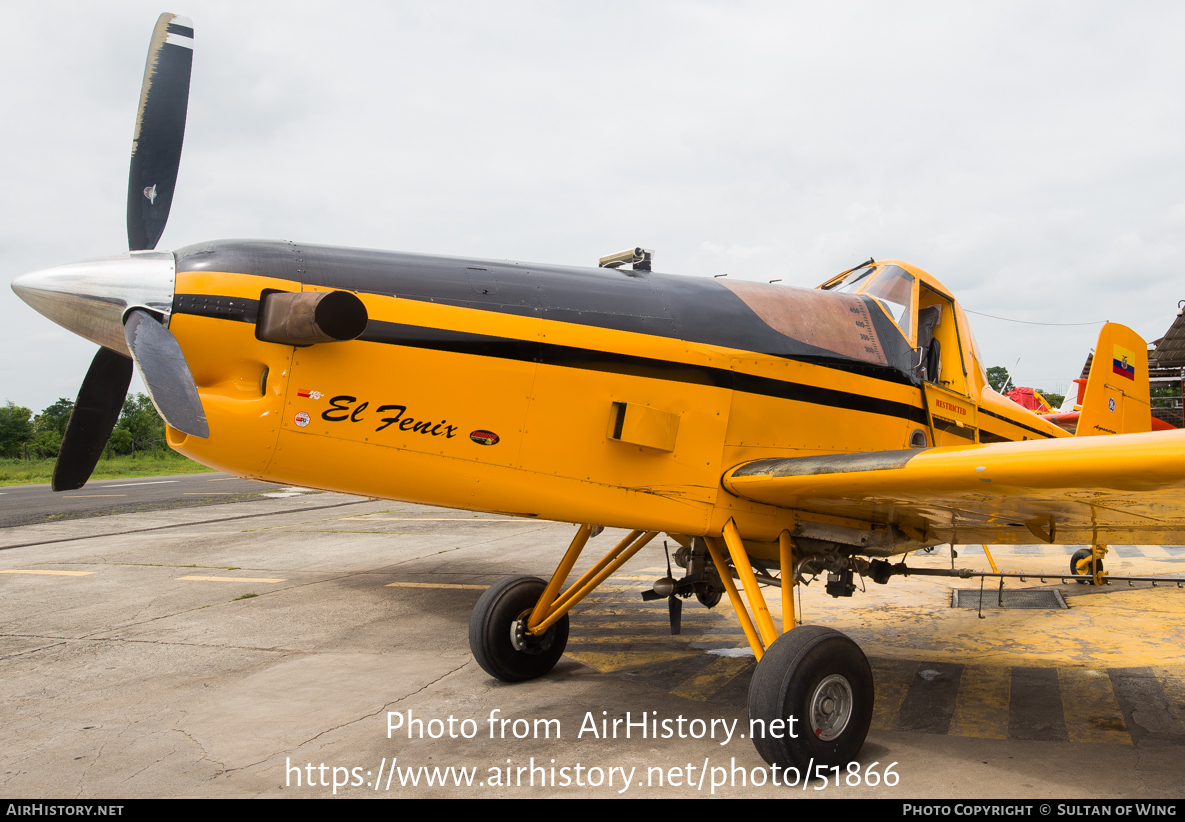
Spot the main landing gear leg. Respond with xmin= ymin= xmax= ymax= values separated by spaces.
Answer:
xmin=706 ymin=519 xmax=874 ymax=771
xmin=1070 ymin=545 xmax=1108 ymax=585
xmin=468 ymin=526 xmax=658 ymax=682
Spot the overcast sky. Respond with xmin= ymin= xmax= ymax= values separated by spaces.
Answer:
xmin=3 ymin=2 xmax=1184 ymax=413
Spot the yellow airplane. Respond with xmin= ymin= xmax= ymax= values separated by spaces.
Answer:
xmin=12 ymin=14 xmax=1185 ymax=772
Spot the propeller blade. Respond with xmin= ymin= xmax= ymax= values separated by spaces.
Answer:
xmin=52 ymin=348 xmax=134 ymax=491
xmin=123 ymin=309 xmax=208 ymax=438
xmin=127 ymin=14 xmax=194 ymax=251
xmin=668 ymin=595 xmax=682 ymax=635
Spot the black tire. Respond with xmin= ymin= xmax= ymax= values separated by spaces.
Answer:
xmin=468 ymin=576 xmax=568 ymax=682
xmin=1070 ymin=548 xmax=1102 ymax=584
xmin=747 ymin=626 xmax=873 ymax=772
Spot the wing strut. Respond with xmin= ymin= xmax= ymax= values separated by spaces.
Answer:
xmin=703 ymin=531 xmax=766 ymax=660
xmin=524 ymin=529 xmax=658 ymax=637
xmin=703 ymin=518 xmax=803 ymax=661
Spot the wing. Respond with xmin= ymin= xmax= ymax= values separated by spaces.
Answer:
xmin=722 ymin=430 xmax=1185 ymax=547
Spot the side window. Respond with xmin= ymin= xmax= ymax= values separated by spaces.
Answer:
xmin=916 ymin=304 xmax=943 ymax=384
xmin=918 ymin=288 xmax=969 ymax=395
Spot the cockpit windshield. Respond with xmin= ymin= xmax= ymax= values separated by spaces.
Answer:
xmin=820 ymin=263 xmax=917 ymax=341
xmin=824 ymin=265 xmax=875 ymax=294
xmin=862 ymin=265 xmax=915 ymax=340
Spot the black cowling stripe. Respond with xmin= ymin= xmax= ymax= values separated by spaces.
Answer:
xmin=173 ymin=288 xmax=932 ymax=425
xmin=977 ymin=406 xmax=1057 ymax=439
xmin=173 ymin=282 xmax=1057 ymax=439
xmin=173 ymin=240 xmax=918 ymax=377
xmin=361 ymin=320 xmax=931 ymax=425
xmin=173 ymin=294 xmax=259 ymax=323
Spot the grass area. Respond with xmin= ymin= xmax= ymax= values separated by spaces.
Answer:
xmin=0 ymin=453 xmax=215 ymax=486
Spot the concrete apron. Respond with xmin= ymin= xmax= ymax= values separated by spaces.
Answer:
xmin=1 ymin=496 xmax=1183 ymax=798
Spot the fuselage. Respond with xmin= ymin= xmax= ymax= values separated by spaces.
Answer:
xmin=160 ymin=240 xmax=1064 ymax=554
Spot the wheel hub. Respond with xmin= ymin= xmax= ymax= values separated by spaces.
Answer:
xmin=810 ymin=674 xmax=853 ymax=741
xmin=510 ymin=610 xmax=556 ymax=655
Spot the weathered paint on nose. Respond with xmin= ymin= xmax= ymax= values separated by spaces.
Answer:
xmin=11 ymin=250 xmax=176 ymax=357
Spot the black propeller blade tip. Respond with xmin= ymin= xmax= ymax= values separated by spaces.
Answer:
xmin=53 ymin=348 xmax=134 ymax=491
xmin=127 ymin=13 xmax=194 ymax=252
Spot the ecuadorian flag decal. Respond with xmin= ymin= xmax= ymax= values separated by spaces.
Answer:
xmin=1113 ymin=343 xmax=1137 ymax=380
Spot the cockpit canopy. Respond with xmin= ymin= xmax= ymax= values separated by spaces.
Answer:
xmin=821 ymin=264 xmax=916 ymax=342
xmin=819 ymin=261 xmax=987 ymax=399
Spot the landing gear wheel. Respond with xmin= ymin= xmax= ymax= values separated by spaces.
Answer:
xmin=1070 ymin=549 xmax=1102 ymax=584
xmin=747 ymin=626 xmax=873 ymax=771
xmin=469 ymin=576 xmax=569 ymax=682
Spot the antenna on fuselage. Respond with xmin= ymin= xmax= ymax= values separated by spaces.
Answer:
xmin=599 ymin=247 xmax=653 ymax=272
xmin=1001 ymin=357 xmax=1022 ymax=392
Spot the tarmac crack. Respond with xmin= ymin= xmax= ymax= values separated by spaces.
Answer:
xmin=76 ymin=725 xmax=119 ymax=799
xmin=222 ymin=659 xmax=473 ymax=774
xmin=121 ymin=755 xmax=168 ymax=785
xmin=8 ymin=560 xmax=463 ymax=650
xmin=377 ymin=524 xmax=558 ymax=569
xmin=73 ymin=570 xmax=363 ymax=640
xmin=0 ymin=499 xmax=371 ymax=552
xmin=172 ymin=724 xmax=227 ymax=773
xmin=0 ymin=639 xmax=68 ymax=661
xmin=0 ymin=633 xmax=306 ymax=655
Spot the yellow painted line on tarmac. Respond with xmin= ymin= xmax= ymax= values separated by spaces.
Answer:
xmin=345 ymin=517 xmax=528 ymax=522
xmin=671 ymin=656 xmax=753 ymax=701
xmin=565 ymin=620 xmax=739 ymax=630
xmin=64 ymin=494 xmax=126 ymax=498
xmin=183 ymin=492 xmax=243 ymax=495
xmin=176 ymin=576 xmax=287 ymax=583
xmin=567 ymin=634 xmax=744 ymax=644
xmin=949 ymin=665 xmax=1010 ymax=739
xmin=565 ymin=650 xmax=697 ymax=674
xmin=385 ymin=582 xmax=489 ymax=590
xmin=1 ymin=570 xmax=95 ymax=576
xmin=1058 ymin=668 xmax=1131 ymax=745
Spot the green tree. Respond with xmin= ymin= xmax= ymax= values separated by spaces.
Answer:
xmin=0 ymin=402 xmax=34 ymax=458
xmin=107 ymin=428 xmax=133 ymax=456
xmin=25 ymin=398 xmax=75 ymax=458
xmin=1037 ymin=390 xmax=1065 ymax=410
xmin=35 ymin=398 xmax=74 ymax=438
xmin=31 ymin=429 xmax=62 ymax=458
xmin=986 ymin=366 xmax=1010 ymax=392
xmin=111 ymin=393 xmax=166 ymax=458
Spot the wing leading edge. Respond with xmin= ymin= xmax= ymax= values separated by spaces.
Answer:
xmin=722 ymin=431 xmax=1185 ymax=547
